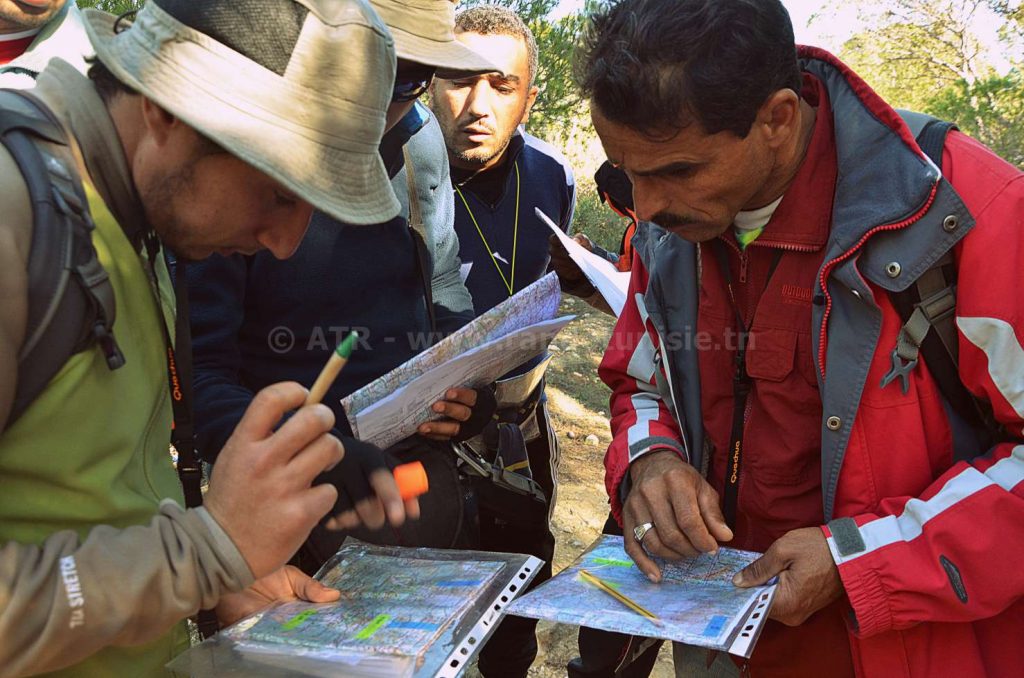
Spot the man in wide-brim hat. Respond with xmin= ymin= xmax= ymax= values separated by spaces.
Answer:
xmin=185 ymin=0 xmax=514 ymax=644
xmin=0 ymin=1 xmax=405 ymax=676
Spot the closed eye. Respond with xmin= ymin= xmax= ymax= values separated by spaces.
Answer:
xmin=274 ymin=189 xmax=298 ymax=207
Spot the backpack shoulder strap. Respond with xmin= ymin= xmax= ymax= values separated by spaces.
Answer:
xmin=896 ymin=108 xmax=957 ymax=170
xmin=0 ymin=89 xmax=124 ymax=427
xmin=883 ymin=109 xmax=1004 ymax=451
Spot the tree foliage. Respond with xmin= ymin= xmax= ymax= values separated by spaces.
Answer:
xmin=838 ymin=0 xmax=1024 ymax=166
xmin=75 ymin=0 xmax=145 ymax=13
xmin=928 ymin=70 xmax=1024 ymax=165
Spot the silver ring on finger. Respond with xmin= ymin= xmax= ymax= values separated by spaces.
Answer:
xmin=633 ymin=521 xmax=655 ymax=544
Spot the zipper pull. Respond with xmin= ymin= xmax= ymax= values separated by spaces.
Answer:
xmin=739 ymin=250 xmax=749 ymax=284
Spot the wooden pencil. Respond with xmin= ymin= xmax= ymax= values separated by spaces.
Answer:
xmin=579 ymin=568 xmax=661 ymax=624
xmin=305 ymin=331 xmax=359 ymax=405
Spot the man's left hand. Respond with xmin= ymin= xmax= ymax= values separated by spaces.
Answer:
xmin=732 ymin=527 xmax=843 ymax=626
xmin=417 ymin=387 xmax=496 ymax=442
xmin=418 ymin=388 xmax=478 ymax=440
xmin=215 ymin=565 xmax=340 ymax=627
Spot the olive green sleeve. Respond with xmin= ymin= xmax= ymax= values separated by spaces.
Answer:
xmin=0 ymin=500 xmax=253 ymax=678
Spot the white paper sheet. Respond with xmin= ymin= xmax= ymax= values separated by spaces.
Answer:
xmin=538 ymin=207 xmax=631 ymax=316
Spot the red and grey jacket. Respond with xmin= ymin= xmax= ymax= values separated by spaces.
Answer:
xmin=600 ymin=47 xmax=1024 ymax=678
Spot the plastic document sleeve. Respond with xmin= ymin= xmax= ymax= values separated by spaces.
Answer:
xmin=166 ymin=542 xmax=544 ymax=678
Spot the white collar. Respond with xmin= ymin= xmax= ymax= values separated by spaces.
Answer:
xmin=735 ymin=195 xmax=784 ymax=231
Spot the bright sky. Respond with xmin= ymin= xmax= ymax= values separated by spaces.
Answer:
xmin=549 ymin=0 xmax=851 ymax=47
xmin=548 ymin=0 xmax=860 ymax=51
xmin=550 ymin=0 xmax=1014 ymax=68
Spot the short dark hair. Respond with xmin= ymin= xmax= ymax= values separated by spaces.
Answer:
xmin=577 ymin=0 xmax=802 ymax=138
xmin=455 ymin=5 xmax=538 ymax=86
xmin=87 ymin=57 xmax=138 ymax=103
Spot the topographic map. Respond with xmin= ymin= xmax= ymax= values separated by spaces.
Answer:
xmin=225 ymin=551 xmax=503 ymax=664
xmin=170 ymin=543 xmax=542 ymax=678
xmin=343 ymin=273 xmax=563 ymax=442
xmin=507 ymin=535 xmax=775 ymax=653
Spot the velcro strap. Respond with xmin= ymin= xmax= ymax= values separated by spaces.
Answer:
xmin=828 ymin=517 xmax=866 ymax=557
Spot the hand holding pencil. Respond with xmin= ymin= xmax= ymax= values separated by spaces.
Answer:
xmin=304 ymin=332 xmax=428 ymax=532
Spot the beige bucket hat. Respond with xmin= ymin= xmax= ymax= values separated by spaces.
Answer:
xmin=81 ymin=0 xmax=401 ymax=225
xmin=370 ymin=0 xmax=501 ymax=78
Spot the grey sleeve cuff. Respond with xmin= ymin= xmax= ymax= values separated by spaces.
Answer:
xmin=628 ymin=436 xmax=689 ymax=464
xmin=169 ymin=501 xmax=255 ymax=600
xmin=189 ymin=504 xmax=254 ymax=589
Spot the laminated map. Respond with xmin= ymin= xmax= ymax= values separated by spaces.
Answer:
xmin=168 ymin=542 xmax=543 ymax=678
xmin=507 ymin=535 xmax=776 ymax=658
xmin=227 ymin=555 xmax=503 ymax=660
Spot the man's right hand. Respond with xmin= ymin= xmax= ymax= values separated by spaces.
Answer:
xmin=204 ymin=382 xmax=343 ymax=580
xmin=623 ymin=450 xmax=733 ymax=582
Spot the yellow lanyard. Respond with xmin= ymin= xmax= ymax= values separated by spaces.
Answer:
xmin=454 ymin=161 xmax=520 ymax=297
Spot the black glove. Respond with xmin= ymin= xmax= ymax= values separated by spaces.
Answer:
xmin=316 ymin=435 xmax=397 ymax=514
xmin=451 ymin=386 xmax=498 ymax=442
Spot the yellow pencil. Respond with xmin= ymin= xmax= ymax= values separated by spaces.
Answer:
xmin=305 ymin=331 xmax=359 ymax=406
xmin=579 ymin=569 xmax=661 ymax=624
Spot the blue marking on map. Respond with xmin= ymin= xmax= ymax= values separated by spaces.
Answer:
xmin=436 ymin=580 xmax=484 ymax=587
xmin=388 ymin=620 xmax=441 ymax=631
xmin=702 ymin=615 xmax=728 ymax=637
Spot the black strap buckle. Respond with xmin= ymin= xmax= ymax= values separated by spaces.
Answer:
xmin=880 ymin=346 xmax=918 ymax=395
xmin=92 ymin=321 xmax=126 ymax=370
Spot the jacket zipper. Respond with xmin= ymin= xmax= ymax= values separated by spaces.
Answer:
xmin=717 ymin=236 xmax=817 ymax=287
xmin=651 ymin=326 xmax=690 ymax=463
xmin=815 ymin=181 xmax=939 ymax=378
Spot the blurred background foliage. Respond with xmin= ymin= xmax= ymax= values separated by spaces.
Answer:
xmin=76 ymin=0 xmax=144 ymax=13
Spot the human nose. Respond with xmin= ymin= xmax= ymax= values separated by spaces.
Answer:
xmin=260 ymin=204 xmax=314 ymax=259
xmin=464 ymin=80 xmax=492 ymax=120
xmin=630 ymin=176 xmax=667 ymax=223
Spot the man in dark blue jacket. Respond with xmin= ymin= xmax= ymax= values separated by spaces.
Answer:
xmin=187 ymin=0 xmax=503 ymax=564
xmin=430 ymin=7 xmax=575 ymax=677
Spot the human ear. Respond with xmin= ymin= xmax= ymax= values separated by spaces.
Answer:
xmin=519 ymin=85 xmax=540 ymax=125
xmin=756 ymin=89 xmax=799 ymax=150
xmin=140 ymin=97 xmax=180 ymax=148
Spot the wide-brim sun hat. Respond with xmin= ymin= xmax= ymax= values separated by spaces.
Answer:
xmin=82 ymin=0 xmax=401 ymax=225
xmin=369 ymin=0 xmax=502 ymax=78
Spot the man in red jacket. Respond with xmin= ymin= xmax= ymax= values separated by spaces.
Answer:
xmin=579 ymin=1 xmax=1024 ymax=676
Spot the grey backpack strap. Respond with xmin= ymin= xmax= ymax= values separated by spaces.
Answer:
xmin=882 ymin=110 xmax=1003 ymax=450
xmin=894 ymin=108 xmax=937 ymax=140
xmin=882 ymin=110 xmax=959 ymax=394
xmin=0 ymin=90 xmax=124 ymax=426
xmin=403 ymin=146 xmax=438 ymax=334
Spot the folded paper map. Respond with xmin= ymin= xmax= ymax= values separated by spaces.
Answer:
xmin=343 ymin=273 xmax=572 ymax=449
xmin=538 ymin=207 xmax=631 ymax=316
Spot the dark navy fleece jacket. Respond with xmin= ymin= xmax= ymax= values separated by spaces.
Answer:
xmin=452 ymin=130 xmax=576 ymax=316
